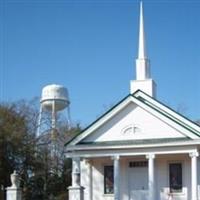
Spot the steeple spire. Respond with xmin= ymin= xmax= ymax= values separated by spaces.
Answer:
xmin=138 ymin=1 xmax=146 ymax=59
xmin=136 ymin=1 xmax=150 ymax=80
xmin=130 ymin=1 xmax=156 ymax=97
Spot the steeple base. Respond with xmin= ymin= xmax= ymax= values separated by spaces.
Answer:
xmin=130 ymin=79 xmax=156 ymax=97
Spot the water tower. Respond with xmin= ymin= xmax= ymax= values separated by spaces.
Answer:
xmin=37 ymin=84 xmax=70 ymax=138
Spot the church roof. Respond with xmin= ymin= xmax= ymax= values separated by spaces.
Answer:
xmin=66 ymin=90 xmax=200 ymax=147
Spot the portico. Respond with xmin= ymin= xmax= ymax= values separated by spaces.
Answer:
xmin=68 ymin=140 xmax=200 ymax=200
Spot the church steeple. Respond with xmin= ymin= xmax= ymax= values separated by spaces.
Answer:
xmin=138 ymin=1 xmax=146 ymax=60
xmin=136 ymin=1 xmax=150 ymax=80
xmin=130 ymin=1 xmax=156 ymax=97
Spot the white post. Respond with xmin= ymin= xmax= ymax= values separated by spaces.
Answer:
xmin=190 ymin=152 xmax=199 ymax=200
xmin=113 ymin=155 xmax=120 ymax=200
xmin=85 ymin=159 xmax=93 ymax=200
xmin=6 ymin=171 xmax=22 ymax=200
xmin=68 ymin=157 xmax=84 ymax=200
xmin=88 ymin=161 xmax=93 ymax=200
xmin=146 ymin=154 xmax=155 ymax=200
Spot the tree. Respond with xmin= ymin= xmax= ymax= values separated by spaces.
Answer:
xmin=0 ymin=100 xmax=38 ymax=198
xmin=0 ymin=99 xmax=81 ymax=199
xmin=29 ymin=124 xmax=80 ymax=200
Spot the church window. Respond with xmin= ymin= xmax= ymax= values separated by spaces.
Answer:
xmin=121 ymin=124 xmax=141 ymax=135
xmin=104 ymin=166 xmax=114 ymax=194
xmin=169 ymin=163 xmax=182 ymax=193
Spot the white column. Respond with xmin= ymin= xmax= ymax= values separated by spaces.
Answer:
xmin=113 ymin=155 xmax=120 ymax=200
xmin=72 ymin=157 xmax=81 ymax=186
xmin=146 ymin=154 xmax=155 ymax=200
xmin=190 ymin=152 xmax=199 ymax=200
xmin=85 ymin=159 xmax=93 ymax=200
xmin=88 ymin=162 xmax=93 ymax=200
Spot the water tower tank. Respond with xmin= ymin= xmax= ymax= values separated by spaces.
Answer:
xmin=41 ymin=84 xmax=70 ymax=111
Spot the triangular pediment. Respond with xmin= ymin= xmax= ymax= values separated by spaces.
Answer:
xmin=82 ymin=102 xmax=188 ymax=143
xmin=67 ymin=91 xmax=200 ymax=146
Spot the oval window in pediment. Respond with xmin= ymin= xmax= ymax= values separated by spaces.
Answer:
xmin=121 ymin=124 xmax=141 ymax=135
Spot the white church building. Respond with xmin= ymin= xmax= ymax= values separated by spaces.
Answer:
xmin=66 ymin=2 xmax=200 ymax=200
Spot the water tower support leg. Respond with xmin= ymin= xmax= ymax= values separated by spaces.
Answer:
xmin=36 ymin=106 xmax=43 ymax=137
xmin=52 ymin=100 xmax=56 ymax=130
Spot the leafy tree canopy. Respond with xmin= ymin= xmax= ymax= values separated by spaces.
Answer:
xmin=0 ymin=99 xmax=81 ymax=200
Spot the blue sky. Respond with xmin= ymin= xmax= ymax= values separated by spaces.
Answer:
xmin=1 ymin=0 xmax=200 ymax=127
